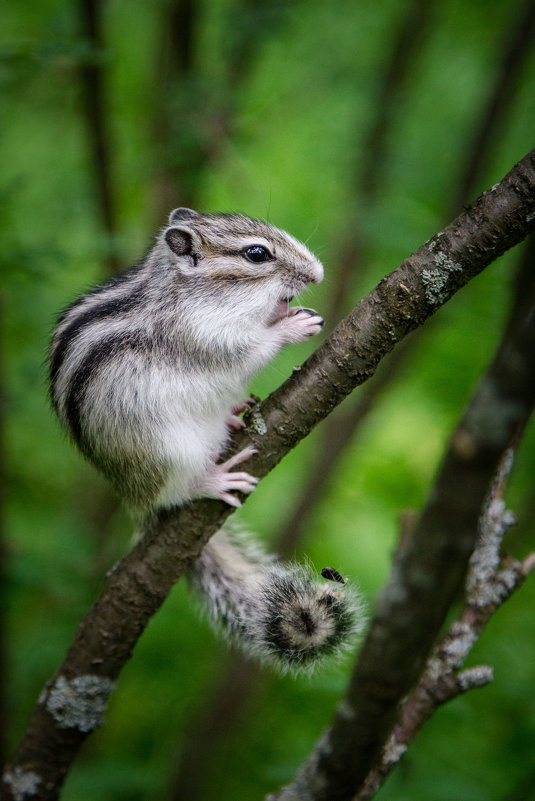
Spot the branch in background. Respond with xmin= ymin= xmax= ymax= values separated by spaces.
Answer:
xmin=151 ymin=0 xmax=197 ymax=215
xmin=327 ymin=0 xmax=436 ymax=325
xmin=356 ymin=450 xmax=535 ymax=800
xmin=151 ymin=0 xmax=291 ymax=220
xmin=277 ymin=338 xmax=417 ymax=556
xmin=450 ymin=0 xmax=535 ymax=215
xmin=225 ymin=0 xmax=291 ymax=84
xmin=268 ymin=186 xmax=535 ymax=800
xmin=77 ymin=0 xmax=120 ymax=276
xmin=359 ymin=0 xmax=436 ymax=202
xmin=169 ymin=653 xmax=265 ymax=801
xmin=2 ymin=152 xmax=534 ymax=801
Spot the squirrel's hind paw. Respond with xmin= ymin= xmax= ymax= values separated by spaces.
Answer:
xmin=198 ymin=446 xmax=259 ymax=507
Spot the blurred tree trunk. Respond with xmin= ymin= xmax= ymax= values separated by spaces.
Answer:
xmin=450 ymin=0 xmax=535 ymax=215
xmin=151 ymin=0 xmax=292 ymax=221
xmin=78 ymin=0 xmax=120 ymax=276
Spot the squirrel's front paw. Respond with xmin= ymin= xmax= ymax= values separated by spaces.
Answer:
xmin=279 ymin=307 xmax=324 ymax=343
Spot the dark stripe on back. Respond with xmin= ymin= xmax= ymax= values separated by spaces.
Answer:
xmin=53 ymin=264 xmax=144 ymax=328
xmin=64 ymin=330 xmax=148 ymax=449
xmin=49 ymin=282 xmax=146 ymax=407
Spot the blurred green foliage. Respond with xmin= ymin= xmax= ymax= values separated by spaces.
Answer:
xmin=2 ymin=0 xmax=535 ymax=799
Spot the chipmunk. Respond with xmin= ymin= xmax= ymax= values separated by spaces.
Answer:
xmin=49 ymin=208 xmax=362 ymax=672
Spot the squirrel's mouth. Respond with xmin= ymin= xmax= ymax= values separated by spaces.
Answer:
xmin=270 ymin=296 xmax=294 ymax=323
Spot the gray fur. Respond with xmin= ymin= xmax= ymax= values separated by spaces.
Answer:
xmin=191 ymin=530 xmax=365 ymax=674
xmin=50 ymin=209 xmax=361 ymax=670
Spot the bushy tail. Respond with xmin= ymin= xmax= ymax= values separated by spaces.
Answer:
xmin=188 ymin=529 xmax=365 ymax=673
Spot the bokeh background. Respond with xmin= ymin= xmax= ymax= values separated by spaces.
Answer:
xmin=2 ymin=1 xmax=535 ymax=799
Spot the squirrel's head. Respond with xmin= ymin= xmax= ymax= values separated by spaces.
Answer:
xmin=160 ymin=208 xmax=324 ymax=314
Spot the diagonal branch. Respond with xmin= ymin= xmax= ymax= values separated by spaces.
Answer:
xmin=2 ymin=150 xmax=535 ymax=801
xmin=354 ymin=234 xmax=535 ymax=798
xmin=268 ymin=186 xmax=535 ymax=801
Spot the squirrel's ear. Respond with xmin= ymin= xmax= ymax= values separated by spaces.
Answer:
xmin=164 ymin=225 xmax=203 ymax=260
xmin=168 ymin=207 xmax=199 ymax=224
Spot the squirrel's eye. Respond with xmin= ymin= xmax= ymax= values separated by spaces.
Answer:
xmin=243 ymin=245 xmax=272 ymax=264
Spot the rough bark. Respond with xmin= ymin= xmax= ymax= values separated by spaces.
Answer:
xmin=2 ymin=150 xmax=535 ymax=801
xmin=268 ymin=192 xmax=535 ymax=801
xmin=355 ymin=449 xmax=535 ymax=800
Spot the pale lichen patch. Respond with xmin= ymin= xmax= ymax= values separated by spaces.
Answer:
xmin=433 ymin=251 xmax=463 ymax=273
xmin=45 ymin=674 xmax=116 ymax=733
xmin=247 ymin=407 xmax=267 ymax=436
xmin=2 ymin=768 xmax=41 ymax=800
xmin=383 ymin=738 xmax=407 ymax=765
xmin=458 ymin=665 xmax=494 ymax=691
xmin=337 ymin=699 xmax=356 ymax=721
xmin=422 ymin=251 xmax=463 ymax=305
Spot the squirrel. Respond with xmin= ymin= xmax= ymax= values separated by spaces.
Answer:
xmin=49 ymin=208 xmax=363 ymax=673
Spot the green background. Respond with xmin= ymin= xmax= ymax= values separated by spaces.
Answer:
xmin=2 ymin=0 xmax=535 ymax=799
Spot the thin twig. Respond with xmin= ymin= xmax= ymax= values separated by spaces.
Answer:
xmin=355 ymin=449 xmax=533 ymax=800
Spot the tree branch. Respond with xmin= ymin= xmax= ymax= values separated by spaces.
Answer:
xmin=77 ymin=0 xmax=120 ymax=276
xmin=151 ymin=0 xmax=291 ymax=220
xmin=356 ymin=449 xmax=535 ymax=800
xmin=267 ymin=181 xmax=535 ymax=800
xmin=354 ymin=233 xmax=535 ymax=797
xmin=2 ymin=150 xmax=535 ymax=801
